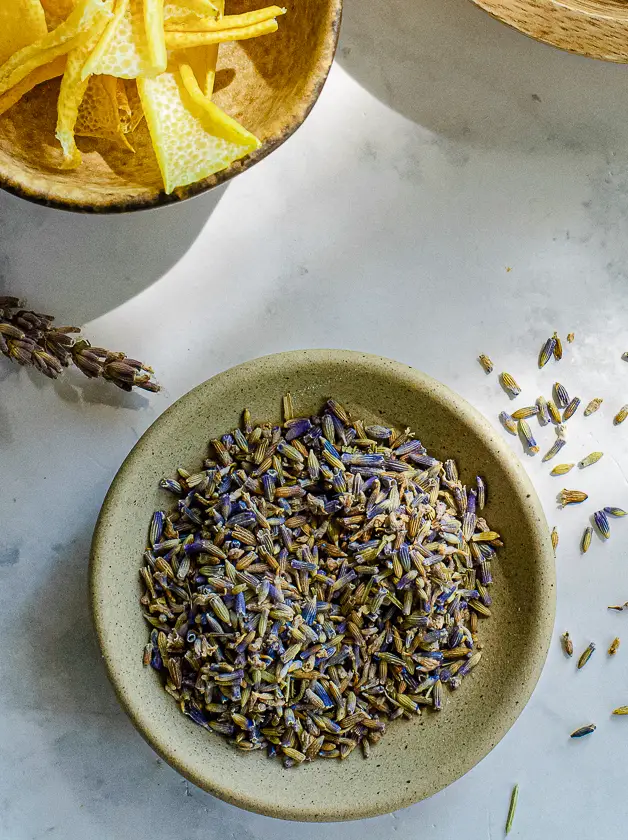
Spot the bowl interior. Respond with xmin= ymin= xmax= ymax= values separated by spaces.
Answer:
xmin=470 ymin=0 xmax=628 ymax=62
xmin=91 ymin=350 xmax=555 ymax=821
xmin=0 ymin=0 xmax=341 ymax=211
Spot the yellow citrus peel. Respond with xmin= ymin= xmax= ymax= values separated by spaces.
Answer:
xmin=0 ymin=0 xmax=284 ymax=193
xmin=75 ymin=75 xmax=134 ymax=147
xmin=82 ymin=0 xmax=165 ymax=80
xmin=121 ymin=79 xmax=145 ymax=130
xmin=164 ymin=0 xmax=222 ymax=94
xmin=177 ymin=0 xmax=219 ymax=15
xmin=0 ymin=55 xmax=66 ymax=118
xmin=0 ymin=0 xmax=112 ymax=97
xmin=40 ymin=0 xmax=77 ymax=29
xmin=194 ymin=0 xmax=223 ymax=97
xmin=56 ymin=4 xmax=113 ymax=167
xmin=138 ymin=63 xmax=259 ymax=193
xmin=166 ymin=5 xmax=285 ymax=31
xmin=178 ymin=61 xmax=259 ymax=146
xmin=165 ymin=17 xmax=278 ymax=49
xmin=144 ymin=0 xmax=167 ymax=73
xmin=0 ymin=0 xmax=48 ymax=65
xmin=163 ymin=0 xmax=217 ymax=26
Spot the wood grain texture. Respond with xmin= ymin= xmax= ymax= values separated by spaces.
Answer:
xmin=469 ymin=0 xmax=628 ymax=62
xmin=0 ymin=0 xmax=342 ymax=213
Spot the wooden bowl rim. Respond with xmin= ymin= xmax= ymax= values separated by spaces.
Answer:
xmin=0 ymin=0 xmax=342 ymax=214
xmin=469 ymin=0 xmax=628 ymax=62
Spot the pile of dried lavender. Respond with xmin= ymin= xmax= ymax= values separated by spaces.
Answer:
xmin=140 ymin=397 xmax=500 ymax=766
xmin=0 ymin=296 xmax=159 ymax=393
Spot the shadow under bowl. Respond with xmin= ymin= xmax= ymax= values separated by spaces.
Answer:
xmin=469 ymin=0 xmax=628 ymax=62
xmin=90 ymin=349 xmax=555 ymax=821
xmin=0 ymin=0 xmax=342 ymax=213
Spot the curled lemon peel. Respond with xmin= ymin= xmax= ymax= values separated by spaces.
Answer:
xmin=0 ymin=0 xmax=112 ymax=97
xmin=165 ymin=6 xmax=285 ymax=31
xmin=144 ymin=0 xmax=167 ymax=74
xmin=81 ymin=0 xmax=128 ymax=77
xmin=138 ymin=65 xmax=258 ymax=194
xmin=56 ymin=6 xmax=113 ymax=167
xmin=168 ymin=0 xmax=223 ymax=94
xmin=82 ymin=0 xmax=163 ymax=80
xmin=0 ymin=0 xmax=48 ymax=65
xmin=0 ymin=56 xmax=66 ymax=117
xmin=75 ymin=75 xmax=135 ymax=149
xmin=40 ymin=0 xmax=77 ymax=29
xmin=115 ymin=77 xmax=133 ymax=131
xmin=178 ymin=61 xmax=259 ymax=147
xmin=193 ymin=0 xmax=223 ymax=97
xmin=121 ymin=79 xmax=145 ymax=130
xmin=0 ymin=0 xmax=284 ymax=192
xmin=167 ymin=0 xmax=218 ymax=18
xmin=165 ymin=17 xmax=278 ymax=49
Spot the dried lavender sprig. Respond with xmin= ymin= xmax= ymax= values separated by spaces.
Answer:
xmin=0 ymin=297 xmax=159 ymax=393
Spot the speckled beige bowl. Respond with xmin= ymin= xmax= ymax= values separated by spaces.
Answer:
xmin=0 ymin=0 xmax=342 ymax=212
xmin=90 ymin=349 xmax=555 ymax=821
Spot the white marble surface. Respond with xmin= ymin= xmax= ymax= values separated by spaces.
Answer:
xmin=3 ymin=0 xmax=628 ymax=836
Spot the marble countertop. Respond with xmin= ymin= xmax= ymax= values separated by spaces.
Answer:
xmin=3 ymin=0 xmax=628 ymax=837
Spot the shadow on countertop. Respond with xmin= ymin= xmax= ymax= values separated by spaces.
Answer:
xmin=10 ymin=522 xmax=264 ymax=838
xmin=0 ymin=183 xmax=227 ymax=325
xmin=337 ymin=0 xmax=628 ymax=153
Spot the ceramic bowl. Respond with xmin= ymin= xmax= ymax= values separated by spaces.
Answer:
xmin=90 ymin=349 xmax=555 ymax=821
xmin=469 ymin=0 xmax=628 ymax=62
xmin=0 ymin=0 xmax=342 ymax=212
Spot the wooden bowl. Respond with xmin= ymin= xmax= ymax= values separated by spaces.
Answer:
xmin=91 ymin=349 xmax=555 ymax=821
xmin=0 ymin=0 xmax=342 ymax=212
xmin=470 ymin=0 xmax=628 ymax=62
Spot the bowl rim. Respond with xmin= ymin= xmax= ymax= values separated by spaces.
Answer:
xmin=90 ymin=348 xmax=556 ymax=820
xmin=0 ymin=0 xmax=343 ymax=214
xmin=468 ymin=0 xmax=628 ymax=63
